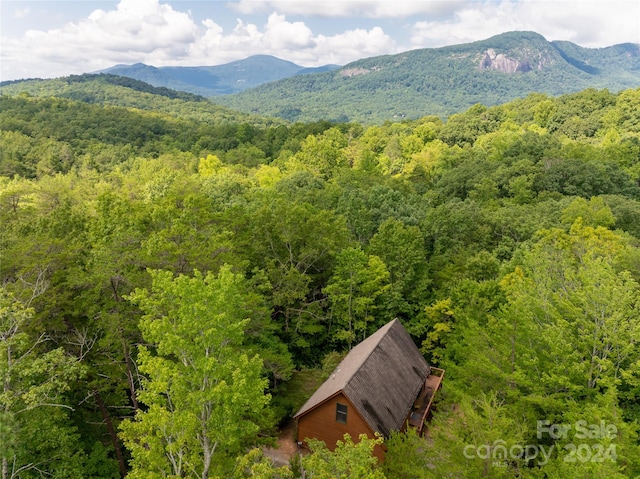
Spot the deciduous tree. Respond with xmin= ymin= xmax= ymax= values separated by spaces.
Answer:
xmin=1 ymin=290 xmax=85 ymax=479
xmin=324 ymin=247 xmax=391 ymax=348
xmin=120 ymin=267 xmax=271 ymax=479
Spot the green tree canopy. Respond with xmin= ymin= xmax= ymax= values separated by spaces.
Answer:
xmin=120 ymin=267 xmax=271 ymax=479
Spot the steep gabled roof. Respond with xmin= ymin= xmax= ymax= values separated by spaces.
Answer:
xmin=294 ymin=319 xmax=430 ymax=437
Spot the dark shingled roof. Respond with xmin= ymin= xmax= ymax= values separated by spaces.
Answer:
xmin=294 ymin=319 xmax=430 ymax=437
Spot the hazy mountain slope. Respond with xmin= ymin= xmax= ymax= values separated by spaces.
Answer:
xmin=98 ymin=63 xmax=215 ymax=95
xmin=215 ymin=31 xmax=640 ymax=123
xmin=99 ymin=55 xmax=340 ymax=96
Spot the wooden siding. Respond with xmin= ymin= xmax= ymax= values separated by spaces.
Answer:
xmin=297 ymin=392 xmax=385 ymax=461
xmin=295 ymin=319 xmax=430 ymax=438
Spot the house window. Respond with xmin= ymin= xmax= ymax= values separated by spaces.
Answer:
xmin=336 ymin=403 xmax=347 ymax=424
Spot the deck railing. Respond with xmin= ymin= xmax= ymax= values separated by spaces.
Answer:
xmin=408 ymin=367 xmax=445 ymax=435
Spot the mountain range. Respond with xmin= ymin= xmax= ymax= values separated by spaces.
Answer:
xmin=97 ymin=55 xmax=340 ymax=96
xmin=215 ymin=31 xmax=640 ymax=122
xmin=3 ymin=31 xmax=639 ymax=123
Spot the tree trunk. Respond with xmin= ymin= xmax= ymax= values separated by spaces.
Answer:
xmin=122 ymin=338 xmax=139 ymax=412
xmin=95 ymin=390 xmax=127 ymax=478
xmin=202 ymin=435 xmax=211 ymax=479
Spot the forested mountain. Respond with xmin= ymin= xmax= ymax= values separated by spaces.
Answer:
xmin=216 ymin=31 xmax=640 ymax=122
xmin=97 ymin=55 xmax=340 ymax=96
xmin=2 ymin=83 xmax=640 ymax=478
xmin=0 ymin=73 xmax=282 ymax=126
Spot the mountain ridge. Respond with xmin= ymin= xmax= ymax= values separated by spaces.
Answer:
xmin=97 ymin=55 xmax=340 ymax=96
xmin=214 ymin=31 xmax=640 ymax=123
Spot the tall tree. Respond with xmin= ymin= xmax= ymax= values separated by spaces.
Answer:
xmin=324 ymin=247 xmax=391 ymax=348
xmin=120 ymin=267 xmax=271 ymax=479
xmin=0 ymin=290 xmax=85 ymax=479
xmin=489 ymin=223 xmax=640 ymax=399
xmin=419 ymin=392 xmax=527 ymax=479
xmin=301 ymin=434 xmax=386 ymax=479
xmin=368 ymin=218 xmax=430 ymax=319
xmin=383 ymin=428 xmax=431 ymax=479
xmin=239 ymin=195 xmax=350 ymax=361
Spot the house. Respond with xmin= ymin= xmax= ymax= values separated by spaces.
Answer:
xmin=294 ymin=318 xmax=444 ymax=460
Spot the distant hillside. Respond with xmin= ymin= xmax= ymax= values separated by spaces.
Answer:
xmin=0 ymin=73 xmax=282 ymax=127
xmin=98 ymin=55 xmax=340 ymax=96
xmin=214 ymin=31 xmax=640 ymax=123
xmin=0 ymin=88 xmax=335 ymax=177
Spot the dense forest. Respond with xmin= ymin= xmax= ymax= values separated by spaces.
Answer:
xmin=1 ymin=85 xmax=640 ymax=478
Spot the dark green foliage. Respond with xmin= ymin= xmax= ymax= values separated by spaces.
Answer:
xmin=64 ymin=73 xmax=208 ymax=102
xmin=534 ymin=157 xmax=639 ymax=198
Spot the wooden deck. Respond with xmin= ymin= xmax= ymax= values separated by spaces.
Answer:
xmin=407 ymin=367 xmax=445 ymax=435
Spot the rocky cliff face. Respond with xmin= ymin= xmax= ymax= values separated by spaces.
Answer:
xmin=339 ymin=67 xmax=374 ymax=78
xmin=479 ymin=48 xmax=534 ymax=73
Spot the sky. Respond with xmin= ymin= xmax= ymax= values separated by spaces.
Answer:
xmin=1 ymin=0 xmax=640 ymax=82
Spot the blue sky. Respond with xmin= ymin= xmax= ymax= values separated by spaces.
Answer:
xmin=2 ymin=0 xmax=639 ymax=81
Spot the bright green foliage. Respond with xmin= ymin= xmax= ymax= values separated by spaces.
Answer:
xmin=445 ymin=223 xmax=640 ymax=477
xmin=418 ymin=299 xmax=456 ymax=364
xmin=382 ymin=428 xmax=431 ymax=479
xmin=458 ymin=231 xmax=640 ymax=402
xmin=420 ymin=392 xmax=527 ymax=478
xmin=232 ymin=449 xmax=293 ymax=479
xmin=560 ymin=196 xmax=615 ymax=228
xmin=533 ymin=391 xmax=639 ymax=479
xmin=368 ymin=218 xmax=430 ymax=319
xmin=324 ymin=247 xmax=391 ymax=348
xmin=285 ymin=128 xmax=349 ymax=179
xmin=120 ymin=267 xmax=271 ymax=479
xmin=496 ymin=224 xmax=640 ymax=396
xmin=198 ymin=154 xmax=224 ymax=177
xmin=0 ymin=290 xmax=86 ymax=479
xmin=301 ymin=434 xmax=386 ymax=479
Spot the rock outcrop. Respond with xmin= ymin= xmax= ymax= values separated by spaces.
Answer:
xmin=479 ymin=49 xmax=533 ymax=73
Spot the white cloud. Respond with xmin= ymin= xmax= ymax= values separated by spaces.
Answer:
xmin=189 ymin=12 xmax=397 ymax=67
xmin=263 ymin=13 xmax=315 ymax=49
xmin=1 ymin=1 xmax=399 ymax=80
xmin=232 ymin=0 xmax=466 ymax=18
xmin=13 ymin=7 xmax=31 ymax=19
xmin=1 ymin=0 xmax=199 ymax=79
xmin=409 ymin=0 xmax=640 ymax=49
xmin=313 ymin=26 xmax=400 ymax=64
